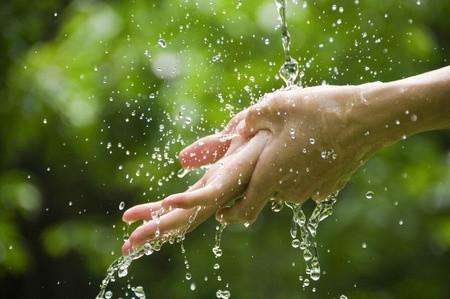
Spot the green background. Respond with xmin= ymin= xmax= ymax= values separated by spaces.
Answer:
xmin=1 ymin=0 xmax=449 ymax=298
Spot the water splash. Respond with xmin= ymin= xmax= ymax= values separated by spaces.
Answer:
xmin=275 ymin=0 xmax=301 ymax=87
xmin=286 ymin=192 xmax=338 ymax=288
xmin=212 ymin=223 xmax=230 ymax=299
xmin=96 ymin=206 xmax=202 ymax=299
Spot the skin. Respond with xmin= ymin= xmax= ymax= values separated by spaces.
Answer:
xmin=122 ymin=66 xmax=450 ymax=255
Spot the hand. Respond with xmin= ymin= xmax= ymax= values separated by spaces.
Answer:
xmin=167 ymin=85 xmax=382 ymax=224
xmin=121 ymin=130 xmax=269 ymax=254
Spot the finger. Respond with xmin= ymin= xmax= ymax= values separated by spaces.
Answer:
xmin=123 ymin=175 xmax=208 ymax=224
xmin=179 ymin=110 xmax=248 ymax=169
xmin=179 ymin=133 xmax=232 ymax=169
xmin=122 ymin=206 xmax=215 ymax=254
xmin=169 ymin=130 xmax=271 ymax=210
xmin=216 ymin=142 xmax=276 ymax=224
xmin=122 ymin=200 xmax=165 ymax=223
xmin=161 ymin=185 xmax=219 ymax=209
xmin=122 ymin=208 xmax=188 ymax=254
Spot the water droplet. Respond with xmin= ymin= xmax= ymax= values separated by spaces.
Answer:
xmin=289 ymin=128 xmax=296 ymax=140
xmin=410 ymin=114 xmax=418 ymax=122
xmin=216 ymin=289 xmax=231 ymax=299
xmin=271 ymin=200 xmax=284 ymax=213
xmin=291 ymin=239 xmax=300 ymax=248
xmin=104 ymin=290 xmax=112 ymax=299
xmin=309 ymin=138 xmax=315 ymax=145
xmin=340 ymin=295 xmax=348 ymax=299
xmin=399 ymin=220 xmax=404 ymax=225
xmin=212 ymin=246 xmax=222 ymax=258
xmin=362 ymin=242 xmax=367 ymax=249
xmin=177 ymin=168 xmax=191 ymax=178
xmin=190 ymin=282 xmax=196 ymax=291
xmin=158 ymin=38 xmax=167 ymax=48
xmin=132 ymin=286 xmax=146 ymax=298
xmin=119 ymin=201 xmax=125 ymax=210
xmin=185 ymin=272 xmax=192 ymax=280
xmin=365 ymin=191 xmax=374 ymax=200
xmin=143 ymin=243 xmax=153 ymax=255
xmin=302 ymin=278 xmax=310 ymax=288
xmin=43 ymin=118 xmax=48 ymax=124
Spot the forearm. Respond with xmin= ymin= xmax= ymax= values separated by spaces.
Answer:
xmin=357 ymin=66 xmax=450 ymax=148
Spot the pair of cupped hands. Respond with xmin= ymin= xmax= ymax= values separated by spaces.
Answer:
xmin=122 ymin=85 xmax=376 ymax=254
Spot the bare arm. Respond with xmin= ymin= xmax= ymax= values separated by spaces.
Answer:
xmin=357 ymin=66 xmax=450 ymax=149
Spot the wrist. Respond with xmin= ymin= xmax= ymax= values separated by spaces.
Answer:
xmin=354 ymin=69 xmax=450 ymax=150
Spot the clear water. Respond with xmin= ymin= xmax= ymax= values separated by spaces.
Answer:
xmin=275 ymin=0 xmax=301 ymax=87
xmin=212 ymin=223 xmax=230 ymax=299
xmin=96 ymin=207 xmax=201 ymax=298
xmin=285 ymin=192 xmax=338 ymax=288
xmin=97 ymin=1 xmax=334 ymax=297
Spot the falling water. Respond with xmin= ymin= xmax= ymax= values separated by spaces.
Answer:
xmin=275 ymin=0 xmax=301 ymax=87
xmin=284 ymin=192 xmax=338 ymax=288
xmin=96 ymin=207 xmax=202 ymax=299
xmin=212 ymin=223 xmax=230 ymax=299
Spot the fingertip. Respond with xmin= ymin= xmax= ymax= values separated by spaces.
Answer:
xmin=122 ymin=240 xmax=132 ymax=256
xmin=178 ymin=149 xmax=192 ymax=169
xmin=122 ymin=209 xmax=134 ymax=222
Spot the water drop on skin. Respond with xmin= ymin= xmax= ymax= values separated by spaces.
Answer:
xmin=271 ymin=199 xmax=284 ymax=212
xmin=289 ymin=128 xmax=296 ymax=140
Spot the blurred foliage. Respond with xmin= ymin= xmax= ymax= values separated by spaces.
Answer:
xmin=0 ymin=0 xmax=449 ymax=298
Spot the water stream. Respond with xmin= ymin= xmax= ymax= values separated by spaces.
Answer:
xmin=275 ymin=0 xmax=301 ymax=87
xmin=96 ymin=207 xmax=201 ymax=299
xmin=97 ymin=0 xmax=335 ymax=297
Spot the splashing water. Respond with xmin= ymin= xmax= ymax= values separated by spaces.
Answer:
xmin=212 ymin=223 xmax=230 ymax=299
xmin=96 ymin=207 xmax=202 ymax=299
xmin=275 ymin=0 xmax=301 ymax=87
xmin=285 ymin=192 xmax=338 ymax=288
